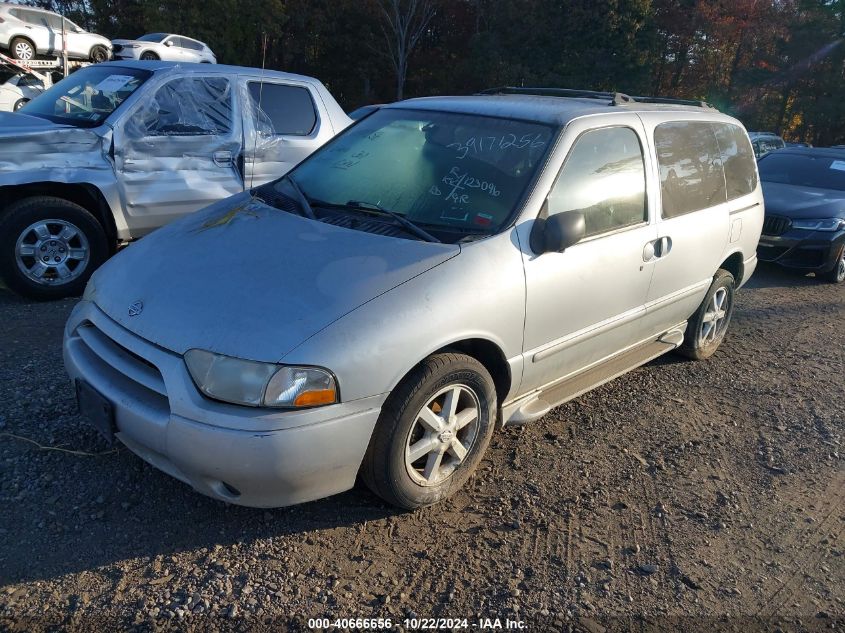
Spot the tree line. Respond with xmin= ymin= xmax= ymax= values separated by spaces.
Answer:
xmin=35 ymin=0 xmax=845 ymax=144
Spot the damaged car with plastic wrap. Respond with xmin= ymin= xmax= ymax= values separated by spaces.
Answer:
xmin=64 ymin=89 xmax=763 ymax=509
xmin=0 ymin=60 xmax=351 ymax=299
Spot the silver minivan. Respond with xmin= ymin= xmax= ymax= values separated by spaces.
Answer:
xmin=63 ymin=88 xmax=764 ymax=509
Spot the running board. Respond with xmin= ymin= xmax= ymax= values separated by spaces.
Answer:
xmin=503 ymin=328 xmax=684 ymax=426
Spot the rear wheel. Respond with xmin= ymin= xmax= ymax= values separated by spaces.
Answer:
xmin=90 ymin=45 xmax=109 ymax=63
xmin=676 ymin=269 xmax=736 ymax=360
xmin=0 ymin=197 xmax=109 ymax=300
xmin=140 ymin=51 xmax=159 ymax=61
xmin=10 ymin=37 xmax=35 ymax=61
xmin=822 ymin=245 xmax=845 ymax=284
xmin=361 ymin=353 xmax=496 ymax=509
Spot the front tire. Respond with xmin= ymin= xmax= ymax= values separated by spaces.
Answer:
xmin=0 ymin=197 xmax=109 ymax=300
xmin=10 ymin=37 xmax=35 ymax=61
xmin=822 ymin=245 xmax=845 ymax=284
xmin=90 ymin=45 xmax=109 ymax=63
xmin=13 ymin=98 xmax=28 ymax=111
xmin=677 ymin=269 xmax=736 ymax=360
xmin=361 ymin=353 xmax=496 ymax=509
xmin=140 ymin=51 xmax=159 ymax=61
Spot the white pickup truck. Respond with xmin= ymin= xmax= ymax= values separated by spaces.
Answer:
xmin=0 ymin=60 xmax=351 ymax=299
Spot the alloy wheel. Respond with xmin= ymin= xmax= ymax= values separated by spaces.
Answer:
xmin=404 ymin=384 xmax=480 ymax=486
xmin=15 ymin=219 xmax=90 ymax=286
xmin=14 ymin=41 xmax=34 ymax=60
xmin=698 ymin=286 xmax=730 ymax=346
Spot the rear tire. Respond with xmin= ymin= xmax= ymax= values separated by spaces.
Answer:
xmin=9 ymin=37 xmax=35 ymax=61
xmin=0 ymin=197 xmax=109 ymax=301
xmin=676 ymin=269 xmax=736 ymax=360
xmin=822 ymin=245 xmax=845 ymax=284
xmin=361 ymin=353 xmax=496 ymax=509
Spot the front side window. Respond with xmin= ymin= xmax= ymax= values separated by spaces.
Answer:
xmin=547 ymin=126 xmax=647 ymax=238
xmin=713 ymin=123 xmax=758 ymax=200
xmin=19 ymin=65 xmax=151 ymax=127
xmin=655 ymin=121 xmax=727 ymax=218
xmin=248 ymin=82 xmax=316 ymax=136
xmin=284 ymin=108 xmax=554 ymax=236
xmin=126 ymin=76 xmax=232 ymax=137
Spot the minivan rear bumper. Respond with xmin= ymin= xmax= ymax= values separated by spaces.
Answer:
xmin=63 ymin=301 xmax=385 ymax=508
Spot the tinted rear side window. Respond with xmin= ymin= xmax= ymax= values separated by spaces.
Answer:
xmin=654 ymin=121 xmax=727 ymax=218
xmin=548 ymin=126 xmax=647 ymax=238
xmin=713 ymin=123 xmax=757 ymax=200
xmin=248 ymin=82 xmax=317 ymax=136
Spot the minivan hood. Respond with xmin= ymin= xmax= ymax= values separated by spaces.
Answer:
xmin=0 ymin=113 xmax=105 ymax=172
xmin=90 ymin=194 xmax=461 ymax=362
xmin=762 ymin=181 xmax=845 ymax=219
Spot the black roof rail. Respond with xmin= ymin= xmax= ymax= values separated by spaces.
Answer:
xmin=478 ymin=86 xmax=715 ymax=109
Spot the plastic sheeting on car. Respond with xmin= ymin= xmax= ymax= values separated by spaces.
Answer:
xmin=124 ymin=76 xmax=233 ymax=139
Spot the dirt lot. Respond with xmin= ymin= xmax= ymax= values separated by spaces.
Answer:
xmin=0 ymin=263 xmax=843 ymax=632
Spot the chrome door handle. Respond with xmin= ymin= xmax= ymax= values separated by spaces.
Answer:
xmin=212 ymin=150 xmax=233 ymax=166
xmin=643 ymin=237 xmax=672 ymax=262
xmin=656 ymin=236 xmax=672 ymax=257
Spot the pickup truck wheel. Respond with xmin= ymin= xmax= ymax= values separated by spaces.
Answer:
xmin=361 ymin=353 xmax=496 ymax=509
xmin=0 ymin=197 xmax=108 ymax=300
xmin=676 ymin=269 xmax=736 ymax=360
xmin=10 ymin=37 xmax=35 ymax=61
xmin=90 ymin=45 xmax=109 ymax=63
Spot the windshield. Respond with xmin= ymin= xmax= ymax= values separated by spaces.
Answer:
xmin=19 ymin=66 xmax=151 ymax=128
xmin=138 ymin=33 xmax=167 ymax=42
xmin=759 ymin=153 xmax=845 ymax=191
xmin=282 ymin=108 xmax=555 ymax=237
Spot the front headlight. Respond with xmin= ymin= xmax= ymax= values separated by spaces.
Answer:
xmin=184 ymin=349 xmax=338 ymax=408
xmin=123 ymin=44 xmax=140 ymax=48
xmin=791 ymin=218 xmax=845 ymax=232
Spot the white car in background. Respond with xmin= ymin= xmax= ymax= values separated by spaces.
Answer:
xmin=0 ymin=72 xmax=47 ymax=111
xmin=0 ymin=3 xmax=111 ymax=62
xmin=111 ymin=33 xmax=216 ymax=63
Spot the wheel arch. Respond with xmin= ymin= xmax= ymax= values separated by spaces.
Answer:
xmin=719 ymin=251 xmax=744 ymax=284
xmin=0 ymin=182 xmax=118 ymax=252
xmin=392 ymin=337 xmax=513 ymax=416
xmin=9 ymin=35 xmax=37 ymax=54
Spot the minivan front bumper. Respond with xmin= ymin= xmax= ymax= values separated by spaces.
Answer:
xmin=62 ymin=301 xmax=385 ymax=508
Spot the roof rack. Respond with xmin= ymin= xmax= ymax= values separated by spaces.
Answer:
xmin=478 ymin=86 xmax=714 ymax=109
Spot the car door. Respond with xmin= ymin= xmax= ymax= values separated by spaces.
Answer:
xmin=518 ymin=116 xmax=659 ymax=394
xmin=62 ymin=19 xmax=89 ymax=59
xmin=240 ymin=78 xmax=328 ymax=187
xmin=637 ymin=115 xmax=731 ymax=335
xmin=111 ymin=72 xmax=244 ymax=234
xmin=160 ymin=36 xmax=186 ymax=61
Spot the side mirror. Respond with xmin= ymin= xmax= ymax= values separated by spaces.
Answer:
xmin=530 ymin=210 xmax=585 ymax=254
xmin=165 ymin=40 xmax=174 ymax=47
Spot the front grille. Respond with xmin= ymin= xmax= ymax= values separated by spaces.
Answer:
xmin=75 ymin=321 xmax=169 ymax=412
xmin=762 ymin=215 xmax=791 ymax=236
xmin=112 ymin=44 xmax=123 ymax=53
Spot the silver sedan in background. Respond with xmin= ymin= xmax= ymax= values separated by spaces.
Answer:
xmin=111 ymin=33 xmax=216 ymax=63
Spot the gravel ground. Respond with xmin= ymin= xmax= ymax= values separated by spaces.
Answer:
xmin=0 ymin=263 xmax=843 ymax=632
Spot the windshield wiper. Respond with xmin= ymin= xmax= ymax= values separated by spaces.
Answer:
xmin=342 ymin=200 xmax=441 ymax=243
xmin=283 ymin=175 xmax=316 ymax=220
